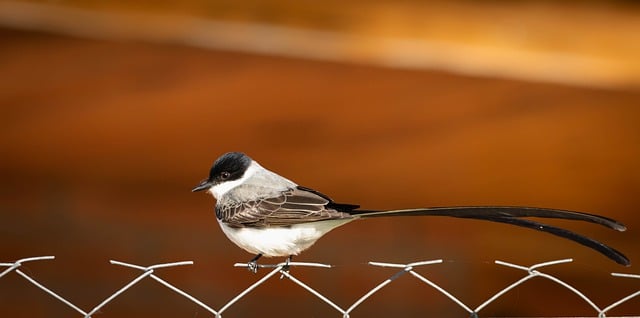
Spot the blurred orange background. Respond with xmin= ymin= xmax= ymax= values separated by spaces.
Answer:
xmin=1 ymin=1 xmax=639 ymax=317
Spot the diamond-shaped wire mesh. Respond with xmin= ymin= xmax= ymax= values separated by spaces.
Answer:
xmin=1 ymin=256 xmax=638 ymax=317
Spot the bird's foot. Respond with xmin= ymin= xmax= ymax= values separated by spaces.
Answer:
xmin=247 ymin=253 xmax=263 ymax=274
xmin=279 ymin=256 xmax=292 ymax=279
xmin=247 ymin=260 xmax=259 ymax=273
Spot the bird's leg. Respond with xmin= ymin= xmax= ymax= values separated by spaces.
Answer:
xmin=284 ymin=255 xmax=292 ymax=271
xmin=247 ymin=253 xmax=262 ymax=273
xmin=279 ymin=255 xmax=293 ymax=279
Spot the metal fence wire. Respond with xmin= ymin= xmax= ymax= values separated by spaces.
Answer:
xmin=1 ymin=256 xmax=638 ymax=317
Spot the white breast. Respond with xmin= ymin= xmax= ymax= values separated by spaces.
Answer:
xmin=218 ymin=219 xmax=354 ymax=257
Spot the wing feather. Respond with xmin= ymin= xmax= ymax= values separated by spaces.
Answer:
xmin=217 ymin=187 xmax=352 ymax=228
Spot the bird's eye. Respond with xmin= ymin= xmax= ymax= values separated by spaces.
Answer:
xmin=220 ymin=171 xmax=231 ymax=180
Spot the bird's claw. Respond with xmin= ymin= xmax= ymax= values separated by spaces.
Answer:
xmin=247 ymin=260 xmax=259 ymax=273
xmin=279 ymin=257 xmax=291 ymax=279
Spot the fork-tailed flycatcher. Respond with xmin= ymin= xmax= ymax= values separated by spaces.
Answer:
xmin=192 ymin=152 xmax=629 ymax=271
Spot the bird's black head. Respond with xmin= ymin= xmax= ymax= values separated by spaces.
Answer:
xmin=192 ymin=152 xmax=252 ymax=192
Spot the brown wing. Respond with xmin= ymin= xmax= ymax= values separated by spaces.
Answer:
xmin=216 ymin=187 xmax=354 ymax=228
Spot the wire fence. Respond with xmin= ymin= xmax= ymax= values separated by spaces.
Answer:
xmin=1 ymin=256 xmax=638 ymax=317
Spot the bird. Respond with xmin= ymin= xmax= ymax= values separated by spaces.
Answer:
xmin=192 ymin=152 xmax=629 ymax=272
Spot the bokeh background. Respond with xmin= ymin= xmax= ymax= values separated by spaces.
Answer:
xmin=1 ymin=0 xmax=639 ymax=317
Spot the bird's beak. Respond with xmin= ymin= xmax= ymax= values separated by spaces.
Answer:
xmin=192 ymin=179 xmax=212 ymax=192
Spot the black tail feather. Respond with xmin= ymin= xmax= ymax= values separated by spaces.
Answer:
xmin=351 ymin=206 xmax=629 ymax=266
xmin=352 ymin=206 xmax=626 ymax=231
xmin=478 ymin=216 xmax=630 ymax=266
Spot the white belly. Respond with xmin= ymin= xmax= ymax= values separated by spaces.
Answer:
xmin=218 ymin=219 xmax=354 ymax=257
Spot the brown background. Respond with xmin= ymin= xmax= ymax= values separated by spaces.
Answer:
xmin=1 ymin=1 xmax=639 ymax=317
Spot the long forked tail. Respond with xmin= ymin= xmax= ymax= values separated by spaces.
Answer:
xmin=350 ymin=206 xmax=630 ymax=266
